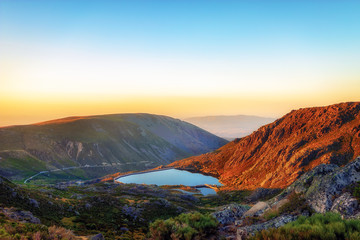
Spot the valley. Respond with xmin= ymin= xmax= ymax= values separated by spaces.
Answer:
xmin=185 ymin=115 xmax=276 ymax=140
xmin=2 ymin=103 xmax=360 ymax=239
xmin=2 ymin=1 xmax=359 ymax=239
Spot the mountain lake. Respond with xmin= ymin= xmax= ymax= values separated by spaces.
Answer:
xmin=115 ymin=168 xmax=222 ymax=195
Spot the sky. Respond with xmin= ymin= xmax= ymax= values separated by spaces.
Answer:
xmin=1 ymin=0 xmax=360 ymax=126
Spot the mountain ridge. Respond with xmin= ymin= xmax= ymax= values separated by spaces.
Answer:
xmin=171 ymin=102 xmax=360 ymax=189
xmin=0 ymin=113 xmax=227 ymax=182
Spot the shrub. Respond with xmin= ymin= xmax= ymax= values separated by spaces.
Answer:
xmin=148 ymin=212 xmax=218 ymax=240
xmin=48 ymin=225 xmax=76 ymax=240
xmin=277 ymin=192 xmax=312 ymax=215
xmin=32 ymin=231 xmax=42 ymax=240
xmin=250 ymin=212 xmax=360 ymax=240
xmin=263 ymin=210 xmax=279 ymax=221
xmin=352 ymin=184 xmax=360 ymax=201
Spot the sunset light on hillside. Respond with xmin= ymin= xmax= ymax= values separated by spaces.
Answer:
xmin=2 ymin=2 xmax=360 ymax=239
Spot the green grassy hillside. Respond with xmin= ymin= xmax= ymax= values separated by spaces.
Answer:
xmin=0 ymin=114 xmax=227 ymax=183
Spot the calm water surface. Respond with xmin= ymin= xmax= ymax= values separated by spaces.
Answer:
xmin=116 ymin=169 xmax=222 ymax=195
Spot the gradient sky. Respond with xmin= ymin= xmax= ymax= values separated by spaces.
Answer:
xmin=1 ymin=0 xmax=360 ymax=126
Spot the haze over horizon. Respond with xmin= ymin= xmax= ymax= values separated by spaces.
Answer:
xmin=1 ymin=1 xmax=360 ymax=126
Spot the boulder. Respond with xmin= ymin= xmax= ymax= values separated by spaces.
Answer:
xmin=91 ymin=233 xmax=105 ymax=240
xmin=85 ymin=203 xmax=92 ymax=209
xmin=236 ymin=214 xmax=297 ymax=240
xmin=212 ymin=204 xmax=250 ymax=225
xmin=0 ymin=207 xmax=41 ymax=224
xmin=330 ymin=192 xmax=359 ymax=217
xmin=270 ymin=198 xmax=289 ymax=212
xmin=29 ymin=198 xmax=39 ymax=208
xmin=243 ymin=202 xmax=269 ymax=218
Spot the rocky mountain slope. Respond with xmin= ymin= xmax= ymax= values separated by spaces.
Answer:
xmin=185 ymin=115 xmax=275 ymax=139
xmin=212 ymin=156 xmax=360 ymax=239
xmin=0 ymin=113 xmax=227 ymax=182
xmin=171 ymin=102 xmax=360 ymax=189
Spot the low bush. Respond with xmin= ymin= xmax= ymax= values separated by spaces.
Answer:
xmin=251 ymin=212 xmax=360 ymax=240
xmin=352 ymin=183 xmax=360 ymax=201
xmin=263 ymin=210 xmax=279 ymax=221
xmin=277 ymin=192 xmax=312 ymax=215
xmin=48 ymin=225 xmax=76 ymax=240
xmin=148 ymin=212 xmax=218 ymax=240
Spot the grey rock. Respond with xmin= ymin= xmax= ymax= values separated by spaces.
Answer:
xmin=91 ymin=233 xmax=105 ymax=240
xmin=122 ymin=205 xmax=142 ymax=220
xmin=154 ymin=199 xmax=171 ymax=208
xmin=236 ymin=214 xmax=297 ymax=240
xmin=29 ymin=198 xmax=39 ymax=208
xmin=85 ymin=203 xmax=92 ymax=209
xmin=279 ymin=157 xmax=360 ymax=213
xmin=213 ymin=204 xmax=250 ymax=225
xmin=1 ymin=207 xmax=41 ymax=224
xmin=331 ymin=192 xmax=358 ymax=217
xmin=243 ymin=202 xmax=270 ymax=218
xmin=270 ymin=198 xmax=289 ymax=211
xmin=348 ymin=212 xmax=360 ymax=219
xmin=176 ymin=206 xmax=186 ymax=213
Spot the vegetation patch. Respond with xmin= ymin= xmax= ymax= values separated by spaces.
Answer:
xmin=148 ymin=212 xmax=218 ymax=240
xmin=251 ymin=212 xmax=360 ymax=240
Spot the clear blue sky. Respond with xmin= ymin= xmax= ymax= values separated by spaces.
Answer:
xmin=1 ymin=0 xmax=360 ymax=125
xmin=2 ymin=1 xmax=360 ymax=57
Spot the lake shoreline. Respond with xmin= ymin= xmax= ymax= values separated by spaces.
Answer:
xmin=114 ymin=168 xmax=222 ymax=195
xmin=114 ymin=167 xmax=175 ymax=182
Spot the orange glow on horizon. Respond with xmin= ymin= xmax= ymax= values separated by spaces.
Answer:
xmin=2 ymin=85 xmax=360 ymax=127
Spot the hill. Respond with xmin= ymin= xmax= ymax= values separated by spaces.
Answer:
xmin=171 ymin=102 xmax=360 ymax=189
xmin=0 ymin=113 xmax=227 ymax=182
xmin=184 ymin=115 xmax=276 ymax=140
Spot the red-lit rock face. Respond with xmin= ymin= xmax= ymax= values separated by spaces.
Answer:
xmin=171 ymin=102 xmax=360 ymax=190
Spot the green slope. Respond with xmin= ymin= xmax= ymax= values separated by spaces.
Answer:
xmin=0 ymin=113 xmax=227 ymax=182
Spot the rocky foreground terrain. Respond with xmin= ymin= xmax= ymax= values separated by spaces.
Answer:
xmin=171 ymin=102 xmax=360 ymax=189
xmin=1 ymin=156 xmax=360 ymax=239
xmin=212 ymin=156 xmax=360 ymax=239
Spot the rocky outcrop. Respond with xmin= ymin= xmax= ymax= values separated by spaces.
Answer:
xmin=331 ymin=193 xmax=358 ymax=217
xmin=171 ymin=102 xmax=360 ymax=189
xmin=91 ymin=233 xmax=105 ymax=240
xmin=242 ymin=202 xmax=270 ymax=218
xmin=212 ymin=204 xmax=250 ymax=225
xmin=236 ymin=214 xmax=297 ymax=240
xmin=229 ymin=157 xmax=360 ymax=238
xmin=278 ymin=156 xmax=360 ymax=215
xmin=0 ymin=207 xmax=41 ymax=224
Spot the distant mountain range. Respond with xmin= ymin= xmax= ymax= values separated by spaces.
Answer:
xmin=0 ymin=113 xmax=227 ymax=182
xmin=184 ymin=115 xmax=276 ymax=140
xmin=171 ymin=102 xmax=360 ymax=189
